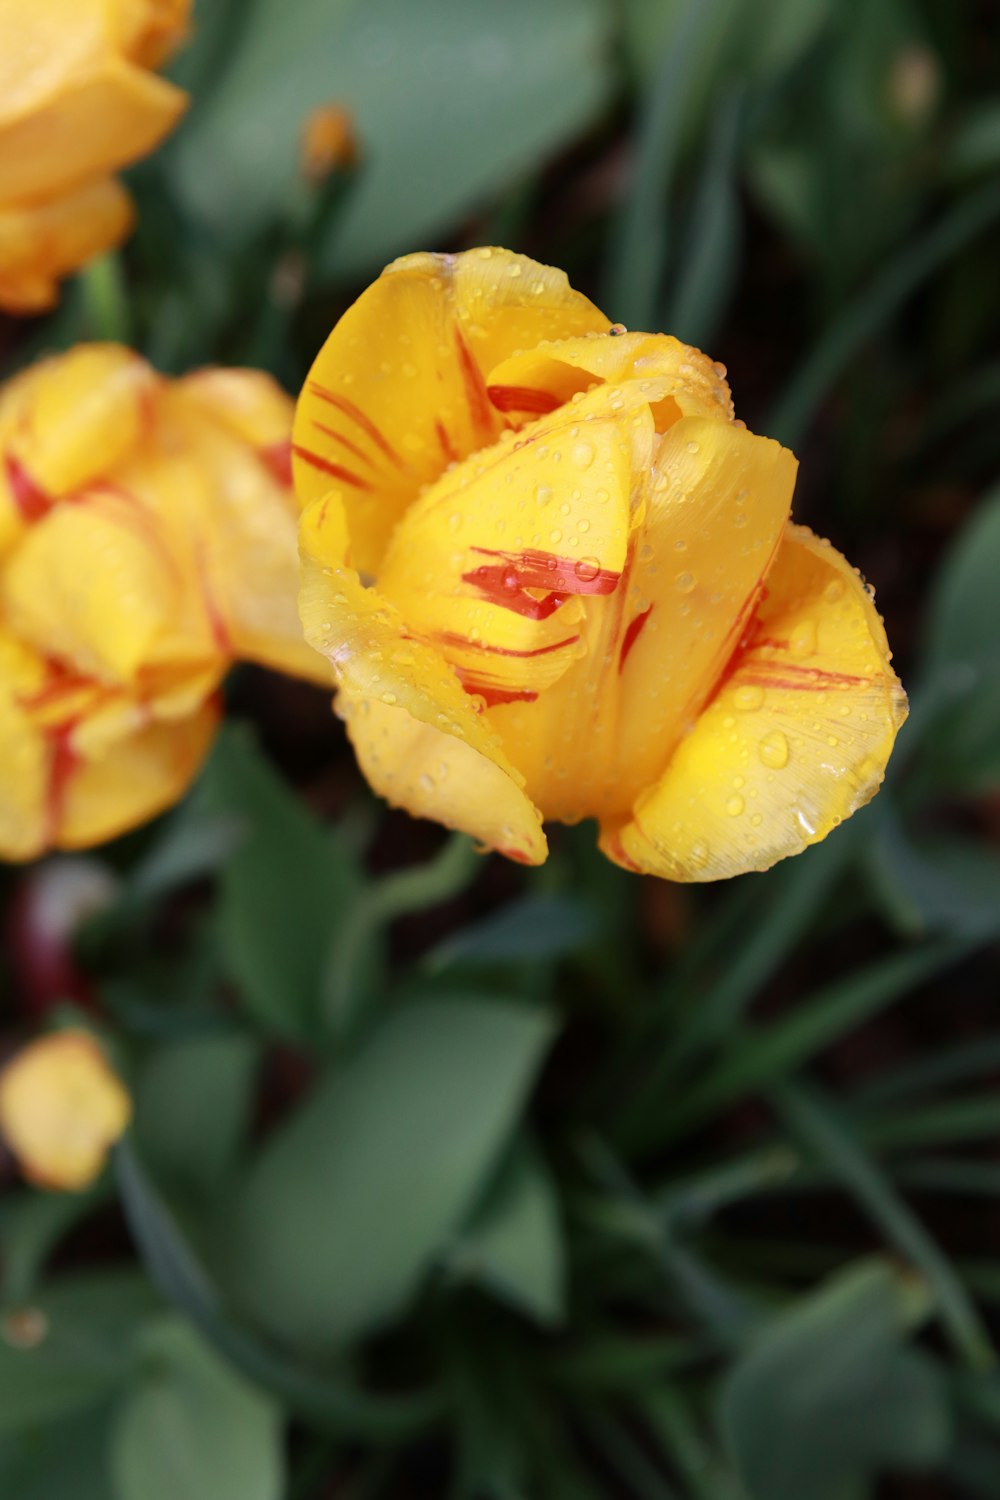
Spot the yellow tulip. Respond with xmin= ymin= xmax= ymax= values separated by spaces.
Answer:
xmin=0 ymin=344 xmax=326 ymax=862
xmin=0 ymin=1028 xmax=131 ymax=1190
xmin=295 ymin=248 xmax=907 ymax=881
xmin=0 ymin=0 xmax=191 ymax=313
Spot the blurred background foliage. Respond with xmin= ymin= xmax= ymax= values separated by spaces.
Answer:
xmin=3 ymin=0 xmax=1000 ymax=1495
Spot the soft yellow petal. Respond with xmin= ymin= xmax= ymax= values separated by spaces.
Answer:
xmin=156 ymin=387 xmax=326 ymax=683
xmin=487 ymin=415 xmax=796 ymax=821
xmin=0 ymin=55 xmax=187 ymax=202
xmin=602 ymin=524 xmax=908 ymax=880
xmin=0 ymin=0 xmax=108 ymax=122
xmin=0 ymin=1029 xmax=132 ymax=1191
xmin=110 ymin=0 xmax=191 ymax=68
xmin=176 ymin=367 xmax=296 ymax=488
xmin=292 ymin=247 xmax=607 ymax=574
xmin=0 ymin=632 xmax=49 ymax=860
xmin=2 ymin=489 xmax=182 ymax=683
xmin=0 ymin=177 xmax=133 ymax=316
xmin=56 ymin=698 xmax=219 ymax=851
xmin=376 ymin=382 xmax=656 ymax=700
xmin=485 ymin=332 xmax=733 ymax=428
xmin=300 ymin=492 xmax=546 ymax=860
xmin=339 ymin=688 xmax=547 ymax=864
xmin=1 ymin=344 xmax=155 ymax=501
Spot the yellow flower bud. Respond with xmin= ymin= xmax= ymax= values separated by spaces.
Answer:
xmin=294 ymin=248 xmax=907 ymax=881
xmin=299 ymin=104 xmax=358 ymax=183
xmin=0 ymin=344 xmax=328 ymax=861
xmin=0 ymin=1029 xmax=131 ymax=1191
xmin=0 ymin=0 xmax=193 ymax=312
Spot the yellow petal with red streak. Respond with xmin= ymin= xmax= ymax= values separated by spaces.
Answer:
xmin=292 ymin=248 xmax=607 ymax=574
xmin=601 ymin=525 xmax=908 ymax=880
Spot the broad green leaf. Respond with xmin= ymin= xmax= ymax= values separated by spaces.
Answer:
xmin=169 ymin=0 xmax=613 ymax=276
xmin=447 ymin=1137 xmax=565 ymax=1325
xmin=197 ymin=726 xmax=362 ymax=1039
xmin=865 ymin=802 xmax=1000 ymax=940
xmin=720 ymin=1260 xmax=950 ymax=1500
xmin=0 ymin=1408 xmax=113 ymax=1500
xmin=133 ymin=1035 xmax=260 ymax=1200
xmin=110 ymin=1319 xmax=284 ymax=1500
xmin=0 ymin=1272 xmax=159 ymax=1432
xmin=917 ymin=483 xmax=1000 ymax=790
xmin=226 ymin=996 xmax=556 ymax=1354
xmin=425 ymin=893 xmax=598 ymax=972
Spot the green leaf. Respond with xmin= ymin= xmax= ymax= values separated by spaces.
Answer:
xmin=110 ymin=1319 xmax=284 ymax=1500
xmin=916 ymin=483 xmax=1000 ymax=790
xmin=0 ymin=1408 xmax=113 ymax=1500
xmin=0 ymin=1272 xmax=159 ymax=1432
xmin=865 ymin=802 xmax=1000 ymax=940
xmin=133 ymin=1034 xmax=260 ymax=1200
xmin=169 ymin=0 xmax=613 ymax=276
xmin=425 ymin=893 xmax=599 ymax=972
xmin=226 ymin=996 xmax=556 ymax=1354
xmin=446 ymin=1137 xmax=565 ymax=1325
xmin=720 ymin=1260 xmax=950 ymax=1500
xmin=197 ymin=726 xmax=362 ymax=1039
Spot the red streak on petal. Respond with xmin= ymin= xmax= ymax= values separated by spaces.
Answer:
xmin=292 ymin=444 xmax=373 ymax=491
xmin=470 ymin=686 xmax=539 ymax=708
xmin=738 ymin=666 xmax=873 ymax=691
xmin=259 ymin=439 xmax=293 ymax=486
xmin=496 ymin=845 xmax=536 ymax=865
xmin=461 ymin=545 xmax=619 ymax=618
xmin=487 ymin=384 xmax=561 ymax=416
xmin=454 ymin=329 xmax=495 ymax=442
xmin=5 ymin=453 xmax=51 ymax=522
xmin=307 ymin=382 xmax=405 ymax=470
xmin=44 ymin=724 xmax=80 ymax=844
xmin=435 ymin=419 xmax=458 ymax=465
xmin=618 ymin=605 xmax=653 ymax=672
xmin=313 ymin=420 xmax=375 ymax=470
xmin=603 ymin=826 xmax=642 ymax=873
xmin=437 ymin=629 xmax=579 ymax=659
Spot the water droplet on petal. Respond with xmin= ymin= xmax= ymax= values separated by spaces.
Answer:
xmin=824 ymin=578 xmax=845 ymax=603
xmin=675 ymin=571 xmax=695 ymax=593
xmin=759 ymin=730 xmax=789 ymax=768
xmin=790 ymin=620 xmax=816 ymax=657
xmin=725 ymin=795 xmax=745 ymax=817
xmin=575 ymin=556 xmax=601 ymax=582
xmin=571 ymin=442 xmax=595 ymax=470
xmin=734 ymin=684 xmax=765 ymax=712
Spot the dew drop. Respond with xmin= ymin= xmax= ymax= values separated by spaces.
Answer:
xmin=790 ymin=620 xmax=816 ymax=657
xmin=686 ymin=440 xmax=700 ymax=455
xmin=418 ymin=772 xmax=435 ymax=791
xmin=759 ymin=730 xmax=789 ymax=768
xmin=571 ymin=441 xmax=595 ymax=470
xmin=751 ymin=813 xmax=763 ymax=827
xmin=535 ymin=483 xmax=553 ymax=507
xmin=675 ymin=571 xmax=695 ymax=593
xmin=725 ymin=795 xmax=745 ymax=817
xmin=549 ymin=528 xmax=563 ymax=544
xmin=575 ymin=556 xmax=601 ymax=582
xmin=734 ymin=684 xmax=765 ymax=712
xmin=381 ymin=691 xmax=398 ymax=706
xmin=448 ymin=512 xmax=462 ymax=533
xmin=824 ymin=578 xmax=845 ymax=603
xmin=690 ymin=841 xmax=709 ymax=867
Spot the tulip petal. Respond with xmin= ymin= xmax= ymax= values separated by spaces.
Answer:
xmin=0 ymin=55 xmax=187 ymax=202
xmin=2 ymin=490 xmax=182 ymax=684
xmin=486 ymin=415 xmax=796 ymax=821
xmin=0 ymin=177 xmax=133 ymax=316
xmin=376 ymin=382 xmax=657 ymax=700
xmin=292 ymin=248 xmax=607 ymax=574
xmin=486 ymin=332 xmax=733 ymax=428
xmin=339 ymin=689 xmax=547 ymax=864
xmin=300 ymin=492 xmax=546 ymax=860
xmin=56 ymin=698 xmax=219 ymax=851
xmin=0 ymin=633 xmax=49 ymax=860
xmin=601 ymin=525 xmax=908 ymax=880
xmin=0 ymin=344 xmax=155 ymax=501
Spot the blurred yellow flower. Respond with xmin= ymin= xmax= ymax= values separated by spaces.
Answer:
xmin=0 ymin=0 xmax=192 ymax=313
xmin=0 ymin=1028 xmax=131 ymax=1190
xmin=295 ymin=248 xmax=907 ymax=882
xmin=0 ymin=345 xmax=326 ymax=861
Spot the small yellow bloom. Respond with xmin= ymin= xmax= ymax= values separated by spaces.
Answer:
xmin=295 ymin=248 xmax=907 ymax=881
xmin=0 ymin=1029 xmax=131 ymax=1190
xmin=0 ymin=344 xmax=326 ymax=862
xmin=0 ymin=0 xmax=192 ymax=313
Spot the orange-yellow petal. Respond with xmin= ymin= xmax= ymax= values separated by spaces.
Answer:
xmin=56 ymin=698 xmax=219 ymax=851
xmin=601 ymin=524 xmax=908 ymax=880
xmin=486 ymin=415 xmax=796 ymax=821
xmin=0 ymin=1029 xmax=131 ymax=1190
xmin=0 ymin=344 xmax=155 ymax=501
xmin=0 ymin=177 xmax=133 ymax=316
xmin=292 ymin=248 xmax=608 ymax=574
xmin=486 ymin=332 xmax=733 ymax=429
xmin=0 ymin=0 xmax=108 ymax=122
xmin=0 ymin=56 xmax=187 ymax=203
xmin=0 ymin=632 xmax=49 ymax=860
xmin=176 ymin=367 xmax=296 ymax=487
xmin=300 ymin=492 xmax=546 ymax=861
xmin=376 ymin=382 xmax=655 ymax=700
xmin=110 ymin=0 xmax=191 ymax=68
